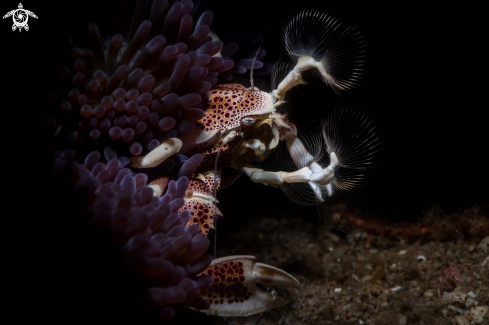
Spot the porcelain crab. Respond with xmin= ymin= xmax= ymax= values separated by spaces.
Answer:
xmin=127 ymin=79 xmax=336 ymax=316
xmin=124 ymin=8 xmax=374 ymax=317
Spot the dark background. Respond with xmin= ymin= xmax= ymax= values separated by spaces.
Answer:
xmin=5 ymin=0 xmax=486 ymax=221
xmin=2 ymin=0 xmax=487 ymax=322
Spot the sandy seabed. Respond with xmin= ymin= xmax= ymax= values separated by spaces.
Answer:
xmin=175 ymin=205 xmax=489 ymax=325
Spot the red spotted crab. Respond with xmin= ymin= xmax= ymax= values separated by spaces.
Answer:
xmin=125 ymin=10 xmax=375 ymax=317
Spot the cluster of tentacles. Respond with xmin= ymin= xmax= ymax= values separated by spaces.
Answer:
xmin=41 ymin=0 xmax=270 ymax=322
xmin=47 ymin=1 xmax=223 ymax=160
xmin=44 ymin=0 xmax=271 ymax=162
xmin=53 ymin=148 xmax=211 ymax=321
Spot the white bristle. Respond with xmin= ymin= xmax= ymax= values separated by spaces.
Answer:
xmin=271 ymin=55 xmax=296 ymax=92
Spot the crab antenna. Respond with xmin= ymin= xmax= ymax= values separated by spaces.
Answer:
xmin=249 ymin=39 xmax=263 ymax=92
xmin=212 ymin=144 xmax=222 ymax=259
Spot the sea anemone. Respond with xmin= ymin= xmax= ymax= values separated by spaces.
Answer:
xmin=52 ymin=148 xmax=212 ymax=322
xmin=45 ymin=0 xmax=234 ymax=162
xmin=41 ymin=0 xmax=277 ymax=321
xmin=42 ymin=0 xmax=245 ymax=321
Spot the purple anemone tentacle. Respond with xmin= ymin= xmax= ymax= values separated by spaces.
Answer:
xmin=53 ymin=149 xmax=211 ymax=321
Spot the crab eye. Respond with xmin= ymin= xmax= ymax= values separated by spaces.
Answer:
xmin=241 ymin=117 xmax=255 ymax=126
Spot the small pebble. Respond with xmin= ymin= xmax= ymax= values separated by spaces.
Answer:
xmin=470 ymin=306 xmax=489 ymax=324
xmin=465 ymin=297 xmax=478 ymax=308
xmin=438 ymin=289 xmax=467 ymax=304
xmin=453 ymin=315 xmax=470 ymax=325
xmin=424 ymin=291 xmax=434 ymax=297
xmin=482 ymin=256 xmax=488 ymax=268
xmin=417 ymin=255 xmax=427 ymax=262
xmin=398 ymin=314 xmax=407 ymax=325
xmin=448 ymin=304 xmax=470 ymax=314
xmin=479 ymin=236 xmax=489 ymax=253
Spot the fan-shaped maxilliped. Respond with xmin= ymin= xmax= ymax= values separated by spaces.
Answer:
xmin=281 ymin=9 xmax=365 ymax=95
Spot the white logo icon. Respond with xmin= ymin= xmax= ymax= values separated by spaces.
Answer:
xmin=3 ymin=3 xmax=37 ymax=32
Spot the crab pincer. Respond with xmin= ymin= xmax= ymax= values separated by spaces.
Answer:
xmin=195 ymin=255 xmax=300 ymax=317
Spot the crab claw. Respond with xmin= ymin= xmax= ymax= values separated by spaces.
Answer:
xmin=128 ymin=138 xmax=182 ymax=168
xmin=195 ymin=256 xmax=300 ymax=317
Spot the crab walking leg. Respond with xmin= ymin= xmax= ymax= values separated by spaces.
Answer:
xmin=147 ymin=168 xmax=223 ymax=234
xmin=272 ymin=55 xmax=327 ymax=101
xmin=128 ymin=138 xmax=182 ymax=168
xmin=147 ymin=176 xmax=170 ymax=198
xmin=179 ymin=171 xmax=224 ymax=235
xmin=284 ymin=134 xmax=341 ymax=185
xmin=242 ymin=152 xmax=339 ymax=186
xmin=195 ymin=256 xmax=300 ymax=317
xmin=242 ymin=114 xmax=340 ymax=186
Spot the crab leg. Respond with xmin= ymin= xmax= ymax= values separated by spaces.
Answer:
xmin=128 ymin=138 xmax=182 ymax=168
xmin=242 ymin=114 xmax=339 ymax=187
xmin=149 ymin=169 xmax=223 ymax=234
xmin=147 ymin=176 xmax=170 ymax=198
xmin=179 ymin=172 xmax=223 ymax=235
xmin=242 ymin=151 xmax=338 ymax=187
xmin=195 ymin=256 xmax=300 ymax=317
